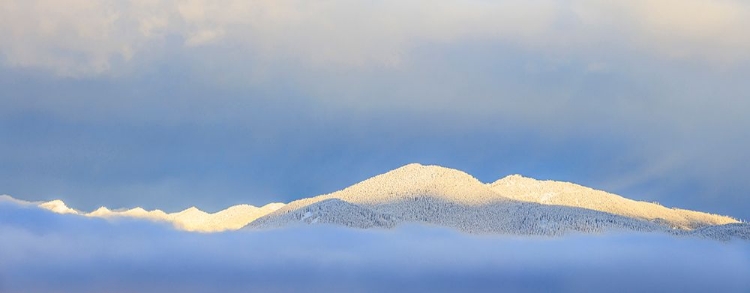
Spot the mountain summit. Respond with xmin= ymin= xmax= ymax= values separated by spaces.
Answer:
xmin=247 ymin=164 xmax=744 ymax=239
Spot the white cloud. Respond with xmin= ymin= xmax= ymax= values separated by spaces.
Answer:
xmin=184 ymin=29 xmax=224 ymax=47
xmin=2 ymin=0 xmax=749 ymax=75
xmin=572 ymin=0 xmax=750 ymax=65
xmin=0 ymin=0 xmax=168 ymax=75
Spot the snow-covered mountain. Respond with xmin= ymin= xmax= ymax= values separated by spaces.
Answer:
xmin=2 ymin=164 xmax=746 ymax=239
xmin=246 ymin=164 xmax=745 ymax=239
xmin=490 ymin=174 xmax=734 ymax=229
xmin=0 ymin=194 xmax=284 ymax=232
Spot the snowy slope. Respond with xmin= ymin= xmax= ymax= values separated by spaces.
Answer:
xmin=490 ymin=174 xmax=736 ymax=229
xmin=1 ymin=163 xmax=743 ymax=238
xmin=0 ymin=195 xmax=284 ymax=232
xmin=247 ymin=164 xmax=741 ymax=237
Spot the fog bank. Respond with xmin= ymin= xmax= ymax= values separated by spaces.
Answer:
xmin=1 ymin=203 xmax=748 ymax=293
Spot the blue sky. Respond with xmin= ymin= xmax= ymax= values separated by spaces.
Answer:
xmin=1 ymin=0 xmax=749 ymax=220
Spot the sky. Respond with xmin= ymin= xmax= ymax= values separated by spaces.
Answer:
xmin=1 ymin=0 xmax=749 ymax=220
xmin=1 ymin=202 xmax=749 ymax=293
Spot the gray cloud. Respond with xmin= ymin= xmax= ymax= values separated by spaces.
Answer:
xmin=1 ymin=202 xmax=749 ymax=293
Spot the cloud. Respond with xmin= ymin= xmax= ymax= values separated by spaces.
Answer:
xmin=7 ymin=0 xmax=744 ymax=136
xmin=0 ymin=0 xmax=133 ymax=75
xmin=184 ymin=29 xmax=224 ymax=47
xmin=1 ymin=0 xmax=749 ymax=75
xmin=1 ymin=202 xmax=749 ymax=293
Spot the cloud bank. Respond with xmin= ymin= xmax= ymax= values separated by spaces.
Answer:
xmin=2 ymin=0 xmax=750 ymax=75
xmin=1 ymin=202 xmax=749 ymax=293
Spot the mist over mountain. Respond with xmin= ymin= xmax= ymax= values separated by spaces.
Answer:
xmin=1 ymin=201 xmax=749 ymax=293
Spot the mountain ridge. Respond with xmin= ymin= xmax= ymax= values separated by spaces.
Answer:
xmin=1 ymin=163 xmax=744 ymax=239
xmin=0 ymin=195 xmax=285 ymax=232
xmin=489 ymin=173 xmax=736 ymax=229
xmin=246 ymin=164 xmax=742 ymax=238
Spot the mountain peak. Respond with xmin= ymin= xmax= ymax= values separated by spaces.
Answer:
xmin=39 ymin=199 xmax=78 ymax=215
xmin=276 ymin=163 xmax=504 ymax=209
xmin=89 ymin=206 xmax=112 ymax=216
xmin=381 ymin=163 xmax=480 ymax=183
xmin=177 ymin=206 xmax=207 ymax=216
xmin=253 ymin=164 xmax=740 ymax=234
xmin=491 ymin=174 xmax=539 ymax=186
xmin=127 ymin=207 xmax=148 ymax=213
xmin=398 ymin=162 xmax=426 ymax=169
xmin=391 ymin=163 xmax=454 ymax=174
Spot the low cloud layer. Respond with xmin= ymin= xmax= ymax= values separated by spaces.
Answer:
xmin=1 ymin=203 xmax=748 ymax=293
